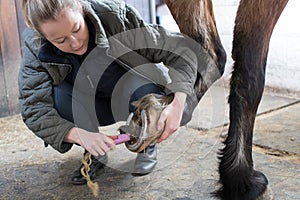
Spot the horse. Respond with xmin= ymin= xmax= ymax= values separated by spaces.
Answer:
xmin=125 ymin=0 xmax=289 ymax=199
xmin=166 ymin=0 xmax=289 ymax=199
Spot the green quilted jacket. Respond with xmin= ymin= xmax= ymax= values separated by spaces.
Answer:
xmin=18 ymin=0 xmax=197 ymax=153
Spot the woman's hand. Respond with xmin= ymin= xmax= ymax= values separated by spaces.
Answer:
xmin=156 ymin=92 xmax=187 ymax=143
xmin=64 ymin=127 xmax=116 ymax=156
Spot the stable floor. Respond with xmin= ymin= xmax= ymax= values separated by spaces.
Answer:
xmin=0 ymin=83 xmax=299 ymax=200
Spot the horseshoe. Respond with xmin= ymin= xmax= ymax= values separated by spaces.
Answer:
xmin=124 ymin=110 xmax=149 ymax=152
xmin=119 ymin=93 xmax=174 ymax=153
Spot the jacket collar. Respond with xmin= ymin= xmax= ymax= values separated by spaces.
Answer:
xmin=38 ymin=41 xmax=70 ymax=64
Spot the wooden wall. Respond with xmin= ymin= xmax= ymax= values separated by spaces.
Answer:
xmin=0 ymin=0 xmax=25 ymax=118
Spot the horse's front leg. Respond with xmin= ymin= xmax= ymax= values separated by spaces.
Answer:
xmin=216 ymin=1 xmax=289 ymax=200
xmin=217 ymin=49 xmax=269 ymax=200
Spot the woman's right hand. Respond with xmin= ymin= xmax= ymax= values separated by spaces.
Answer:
xmin=64 ymin=127 xmax=116 ymax=156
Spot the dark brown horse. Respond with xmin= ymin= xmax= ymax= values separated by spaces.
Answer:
xmin=164 ymin=0 xmax=289 ymax=199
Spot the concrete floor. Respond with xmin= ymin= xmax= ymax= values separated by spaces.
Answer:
xmin=0 ymin=84 xmax=299 ymax=200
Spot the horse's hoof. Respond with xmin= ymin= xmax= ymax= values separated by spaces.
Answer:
xmin=119 ymin=93 xmax=173 ymax=153
xmin=256 ymin=186 xmax=273 ymax=200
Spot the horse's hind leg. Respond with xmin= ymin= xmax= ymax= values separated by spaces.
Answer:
xmin=216 ymin=0 xmax=288 ymax=200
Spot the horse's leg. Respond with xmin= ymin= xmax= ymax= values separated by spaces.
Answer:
xmin=216 ymin=0 xmax=288 ymax=199
xmin=165 ymin=0 xmax=227 ymax=124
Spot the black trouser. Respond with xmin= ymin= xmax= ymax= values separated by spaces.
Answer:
xmin=53 ymin=64 xmax=165 ymax=132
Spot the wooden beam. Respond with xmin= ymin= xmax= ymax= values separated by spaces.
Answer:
xmin=0 ymin=43 xmax=9 ymax=117
xmin=0 ymin=0 xmax=22 ymax=116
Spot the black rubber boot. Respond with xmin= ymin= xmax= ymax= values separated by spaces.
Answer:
xmin=71 ymin=153 xmax=108 ymax=185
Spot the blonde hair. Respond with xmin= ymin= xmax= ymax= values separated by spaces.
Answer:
xmin=21 ymin=0 xmax=83 ymax=34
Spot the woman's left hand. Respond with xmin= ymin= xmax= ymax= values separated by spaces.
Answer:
xmin=156 ymin=92 xmax=187 ymax=143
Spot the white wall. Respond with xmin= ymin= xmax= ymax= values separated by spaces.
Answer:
xmin=265 ymin=0 xmax=300 ymax=92
xmin=157 ymin=0 xmax=300 ymax=92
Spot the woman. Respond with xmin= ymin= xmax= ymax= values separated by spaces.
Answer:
xmin=19 ymin=0 xmax=197 ymax=185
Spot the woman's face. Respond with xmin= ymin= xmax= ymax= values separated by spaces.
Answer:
xmin=39 ymin=6 xmax=89 ymax=55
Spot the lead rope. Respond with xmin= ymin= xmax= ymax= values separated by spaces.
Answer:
xmin=81 ymin=152 xmax=99 ymax=197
